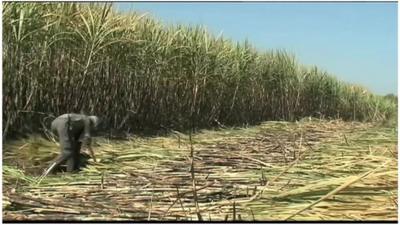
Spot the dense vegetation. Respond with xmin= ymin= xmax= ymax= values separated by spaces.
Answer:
xmin=3 ymin=3 xmax=396 ymax=138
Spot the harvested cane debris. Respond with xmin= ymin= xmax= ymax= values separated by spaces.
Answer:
xmin=3 ymin=120 xmax=397 ymax=221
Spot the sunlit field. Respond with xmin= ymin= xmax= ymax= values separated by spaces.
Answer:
xmin=3 ymin=119 xmax=397 ymax=221
xmin=2 ymin=3 xmax=397 ymax=222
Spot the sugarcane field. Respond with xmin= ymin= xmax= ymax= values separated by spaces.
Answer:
xmin=2 ymin=2 xmax=398 ymax=222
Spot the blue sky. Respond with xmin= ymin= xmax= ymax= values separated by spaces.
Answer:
xmin=115 ymin=2 xmax=397 ymax=95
